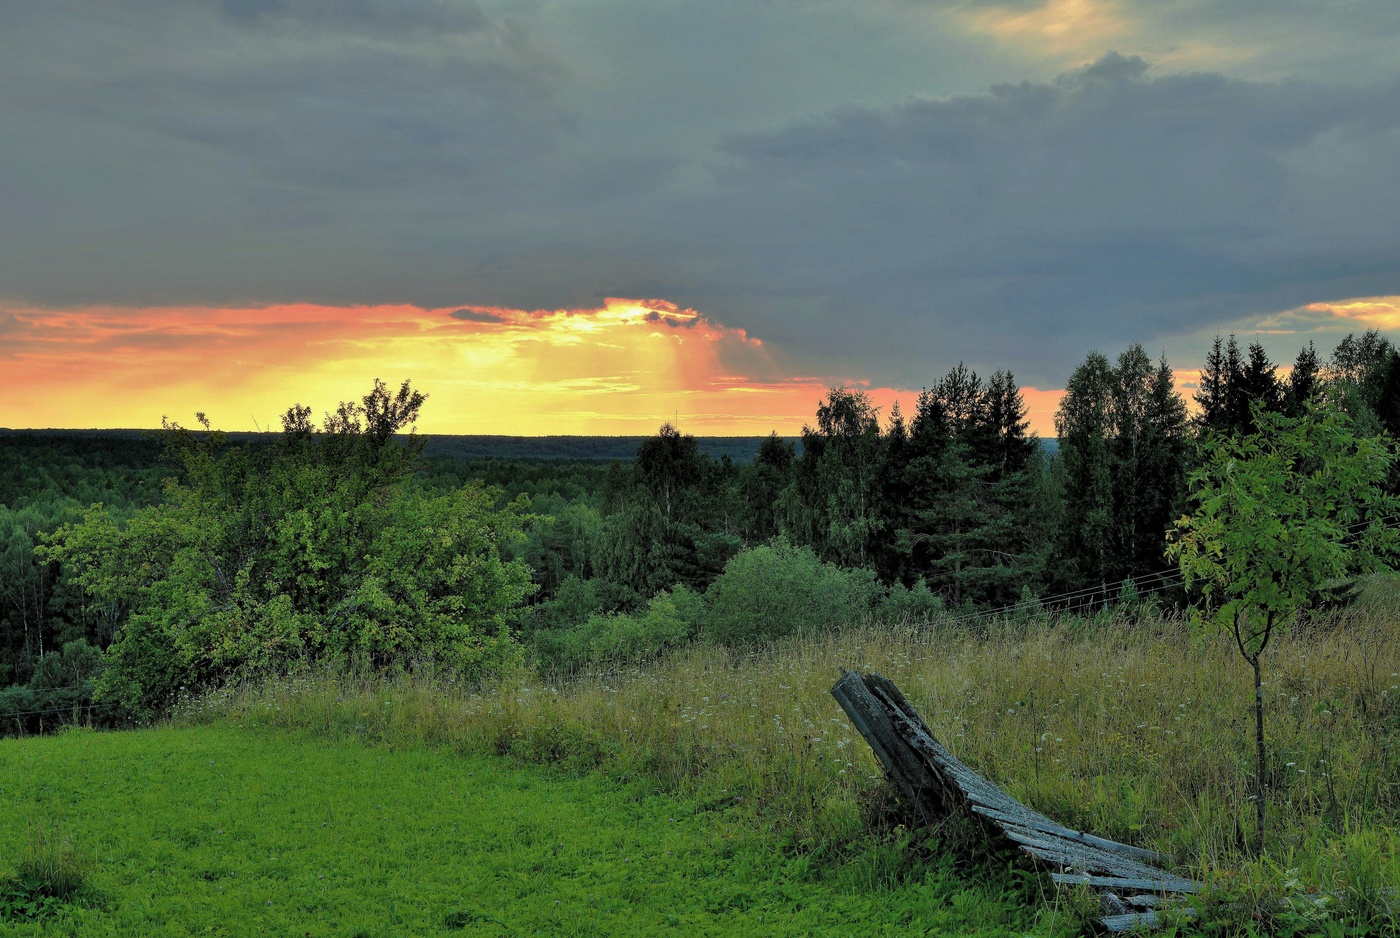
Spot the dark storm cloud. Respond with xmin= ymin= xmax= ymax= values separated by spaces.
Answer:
xmin=685 ymin=54 xmax=1400 ymax=385
xmin=216 ymin=0 xmax=490 ymax=35
xmin=449 ymin=308 xmax=507 ymax=324
xmin=645 ymin=311 xmax=700 ymax=330
xmin=2 ymin=2 xmax=1400 ymax=391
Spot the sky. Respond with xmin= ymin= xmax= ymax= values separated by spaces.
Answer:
xmin=3 ymin=1 xmax=1399 ymax=436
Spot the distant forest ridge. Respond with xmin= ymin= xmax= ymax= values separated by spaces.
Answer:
xmin=0 ymin=429 xmax=1057 ymax=462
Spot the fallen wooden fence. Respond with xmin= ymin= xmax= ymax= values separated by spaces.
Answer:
xmin=831 ymin=670 xmax=1200 ymax=933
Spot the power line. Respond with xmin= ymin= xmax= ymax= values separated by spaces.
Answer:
xmin=932 ymin=512 xmax=1400 ymax=627
xmin=0 ymin=702 xmax=117 ymax=720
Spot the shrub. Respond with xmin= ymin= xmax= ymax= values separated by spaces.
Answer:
xmin=879 ymin=578 xmax=945 ymax=624
xmin=542 ymin=585 xmax=704 ymax=670
xmin=522 ymin=574 xmax=641 ymax=639
xmin=703 ymin=538 xmax=880 ymax=646
xmin=28 ymin=640 xmax=105 ymax=691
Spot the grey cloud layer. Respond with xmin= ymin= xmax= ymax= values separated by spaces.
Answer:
xmin=692 ymin=56 xmax=1400 ymax=382
xmin=2 ymin=1 xmax=1398 ymax=389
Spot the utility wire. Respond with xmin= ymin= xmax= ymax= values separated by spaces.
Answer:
xmin=932 ymin=512 xmax=1400 ymax=627
xmin=0 ymin=701 xmax=117 ymax=719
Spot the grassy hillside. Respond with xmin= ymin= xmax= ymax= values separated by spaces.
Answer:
xmin=0 ymin=725 xmax=1053 ymax=937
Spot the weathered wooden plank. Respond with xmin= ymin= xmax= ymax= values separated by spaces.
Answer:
xmin=969 ymin=805 xmax=1169 ymax=865
xmin=1101 ymin=910 xmax=1165 ymax=932
xmin=1050 ymin=872 xmax=1199 ymax=894
xmin=833 ymin=670 xmax=1202 ymax=931
xmin=828 ymin=672 xmax=1204 ymax=929
xmin=1001 ymin=828 xmax=1173 ymax=881
xmin=1101 ymin=906 xmax=1198 ymax=932
xmin=830 ymin=671 xmax=948 ymax=818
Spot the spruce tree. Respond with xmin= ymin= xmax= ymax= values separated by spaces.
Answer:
xmin=1285 ymin=342 xmax=1321 ymax=418
xmin=1237 ymin=342 xmax=1284 ymax=434
xmin=1194 ymin=335 xmax=1228 ymax=435
xmin=901 ymin=366 xmax=1046 ymax=605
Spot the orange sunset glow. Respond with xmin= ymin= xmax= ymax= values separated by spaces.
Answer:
xmin=9 ymin=294 xmax=1398 ymax=439
xmin=1 ymin=298 xmax=1070 ymax=436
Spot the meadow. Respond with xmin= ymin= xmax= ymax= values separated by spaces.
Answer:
xmin=4 ymin=590 xmax=1400 ymax=934
xmin=0 ymin=724 xmax=1055 ymax=936
xmin=153 ymin=581 xmax=1398 ymax=936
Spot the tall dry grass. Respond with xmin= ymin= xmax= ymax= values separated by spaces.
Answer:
xmin=182 ymin=578 xmax=1400 ymax=917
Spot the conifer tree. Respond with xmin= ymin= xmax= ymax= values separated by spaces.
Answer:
xmin=898 ymin=366 xmax=1045 ymax=605
xmin=1285 ymin=342 xmax=1321 ymax=418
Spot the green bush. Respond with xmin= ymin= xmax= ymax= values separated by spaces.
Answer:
xmin=879 ymin=578 xmax=945 ymax=624
xmin=542 ymin=585 xmax=704 ymax=670
xmin=523 ymin=574 xmax=640 ymax=638
xmin=703 ymin=539 xmax=880 ymax=646
xmin=28 ymin=640 xmax=105 ymax=691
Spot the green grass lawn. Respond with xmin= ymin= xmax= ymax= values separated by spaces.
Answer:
xmin=0 ymin=726 xmax=1045 ymax=937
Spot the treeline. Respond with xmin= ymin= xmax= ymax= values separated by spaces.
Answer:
xmin=515 ymin=331 xmax=1400 ymax=667
xmin=419 ymin=435 xmax=782 ymax=463
xmin=3 ymin=332 xmax=1400 ymax=724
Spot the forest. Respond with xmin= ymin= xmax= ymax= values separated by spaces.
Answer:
xmin=2 ymin=329 xmax=1399 ymax=728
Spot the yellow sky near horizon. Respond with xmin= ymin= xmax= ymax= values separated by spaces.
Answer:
xmin=2 ymin=295 xmax=1396 ymax=439
xmin=0 ymin=298 xmax=929 ymax=436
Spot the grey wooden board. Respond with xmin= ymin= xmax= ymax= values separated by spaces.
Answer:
xmin=969 ymin=804 xmax=1169 ymax=865
xmin=1001 ymin=828 xmax=1184 ymax=883
xmin=1102 ymin=910 xmax=1164 ymax=932
xmin=833 ymin=670 xmax=1202 ymax=931
xmin=1051 ymin=872 xmax=1200 ymax=894
xmin=1102 ymin=906 xmax=1198 ymax=932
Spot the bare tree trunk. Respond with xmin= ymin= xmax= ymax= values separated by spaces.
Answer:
xmin=1250 ymin=652 xmax=1266 ymax=853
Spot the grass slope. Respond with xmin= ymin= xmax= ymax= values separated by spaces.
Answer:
xmin=0 ymin=726 xmax=1041 ymax=937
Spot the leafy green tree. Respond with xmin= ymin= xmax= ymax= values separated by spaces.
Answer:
xmin=737 ymin=433 xmax=794 ymax=546
xmin=1324 ymin=330 xmax=1393 ymax=435
xmin=516 ymin=496 xmax=603 ymax=598
xmin=28 ymin=639 xmax=104 ymax=690
xmin=541 ymin=584 xmax=704 ymax=671
xmin=0 ymin=508 xmax=50 ymax=678
xmin=804 ymin=388 xmax=887 ymax=568
xmin=1111 ymin=348 xmax=1190 ymax=579
xmin=1054 ymin=346 xmax=1189 ymax=595
xmin=595 ymin=424 xmax=741 ymax=595
xmin=41 ymin=381 xmax=535 ymax=717
xmin=1168 ymin=403 xmax=1400 ymax=849
xmin=635 ymin=424 xmax=702 ymax=523
xmin=1053 ymin=352 xmax=1117 ymax=591
xmin=1375 ymin=350 xmax=1400 ymax=441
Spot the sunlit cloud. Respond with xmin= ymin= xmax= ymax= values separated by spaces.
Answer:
xmin=948 ymin=0 xmax=1260 ymax=73
xmin=1 ymin=298 xmax=1073 ymax=437
xmin=1296 ymin=297 xmax=1400 ymax=332
xmin=1175 ymin=295 xmax=1400 ymax=341
xmin=959 ymin=0 xmax=1130 ymax=57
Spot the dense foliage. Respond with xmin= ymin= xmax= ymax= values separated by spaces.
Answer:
xmin=37 ymin=382 xmax=534 ymax=717
xmin=5 ymin=329 xmax=1400 ymax=725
